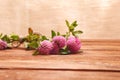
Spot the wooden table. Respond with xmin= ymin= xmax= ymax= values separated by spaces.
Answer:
xmin=0 ymin=40 xmax=120 ymax=80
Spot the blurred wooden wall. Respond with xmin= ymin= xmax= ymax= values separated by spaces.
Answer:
xmin=0 ymin=0 xmax=120 ymax=39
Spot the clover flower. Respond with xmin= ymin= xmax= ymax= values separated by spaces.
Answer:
xmin=67 ymin=36 xmax=81 ymax=53
xmin=50 ymin=42 xmax=59 ymax=54
xmin=38 ymin=40 xmax=53 ymax=55
xmin=0 ymin=40 xmax=7 ymax=50
xmin=52 ymin=36 xmax=66 ymax=48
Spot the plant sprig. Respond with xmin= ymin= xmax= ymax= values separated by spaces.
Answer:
xmin=65 ymin=20 xmax=83 ymax=37
xmin=0 ymin=20 xmax=83 ymax=55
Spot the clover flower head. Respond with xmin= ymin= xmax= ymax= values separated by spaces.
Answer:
xmin=0 ymin=40 xmax=7 ymax=50
xmin=67 ymin=36 xmax=81 ymax=53
xmin=52 ymin=36 xmax=66 ymax=48
xmin=38 ymin=40 xmax=53 ymax=55
xmin=50 ymin=42 xmax=59 ymax=54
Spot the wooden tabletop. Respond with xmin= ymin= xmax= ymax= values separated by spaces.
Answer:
xmin=0 ymin=39 xmax=120 ymax=80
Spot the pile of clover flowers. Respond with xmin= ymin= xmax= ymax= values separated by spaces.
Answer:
xmin=36 ymin=36 xmax=81 ymax=55
xmin=0 ymin=20 xmax=83 ymax=55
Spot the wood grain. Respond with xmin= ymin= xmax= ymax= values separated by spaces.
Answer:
xmin=0 ymin=70 xmax=120 ymax=80
xmin=0 ymin=40 xmax=120 ymax=80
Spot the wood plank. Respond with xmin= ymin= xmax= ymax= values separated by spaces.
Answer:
xmin=0 ymin=40 xmax=120 ymax=71
xmin=0 ymin=49 xmax=120 ymax=71
xmin=81 ymin=39 xmax=120 ymax=46
xmin=81 ymin=39 xmax=120 ymax=43
xmin=81 ymin=45 xmax=120 ymax=51
xmin=81 ymin=40 xmax=120 ymax=50
xmin=83 ymin=50 xmax=120 ymax=56
xmin=0 ymin=59 xmax=120 ymax=71
xmin=0 ymin=70 xmax=120 ymax=80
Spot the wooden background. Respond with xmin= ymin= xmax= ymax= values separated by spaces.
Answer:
xmin=0 ymin=40 xmax=120 ymax=80
xmin=0 ymin=1 xmax=120 ymax=79
xmin=0 ymin=0 xmax=120 ymax=39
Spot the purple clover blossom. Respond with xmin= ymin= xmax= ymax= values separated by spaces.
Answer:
xmin=52 ymin=36 xmax=66 ymax=49
xmin=67 ymin=36 xmax=81 ymax=53
xmin=50 ymin=42 xmax=59 ymax=54
xmin=38 ymin=40 xmax=53 ymax=55
xmin=37 ymin=36 xmax=81 ymax=55
xmin=0 ymin=40 xmax=7 ymax=50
